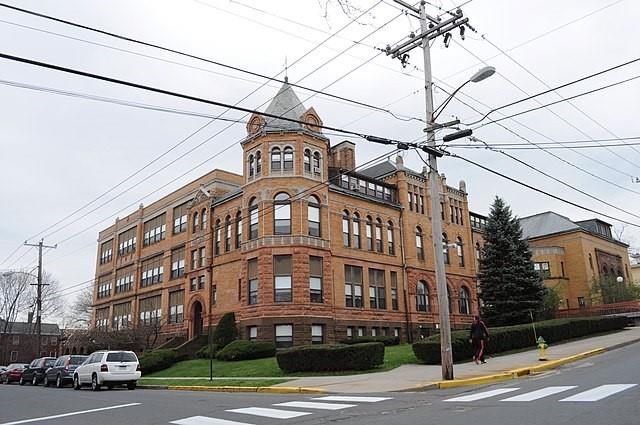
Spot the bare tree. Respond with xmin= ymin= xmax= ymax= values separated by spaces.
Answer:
xmin=0 ymin=271 xmax=34 ymax=334
xmin=64 ymin=285 xmax=93 ymax=329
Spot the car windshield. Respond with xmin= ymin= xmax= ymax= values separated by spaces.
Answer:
xmin=106 ymin=352 xmax=137 ymax=362
xmin=70 ymin=356 xmax=88 ymax=365
xmin=7 ymin=364 xmax=23 ymax=369
xmin=44 ymin=359 xmax=55 ymax=367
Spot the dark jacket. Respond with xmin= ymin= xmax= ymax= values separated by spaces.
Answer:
xmin=470 ymin=321 xmax=489 ymax=341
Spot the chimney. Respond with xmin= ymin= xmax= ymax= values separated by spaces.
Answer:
xmin=329 ymin=141 xmax=356 ymax=170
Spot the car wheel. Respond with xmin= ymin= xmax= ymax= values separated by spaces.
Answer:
xmin=73 ymin=375 xmax=81 ymax=390
xmin=43 ymin=375 xmax=50 ymax=387
xmin=91 ymin=374 xmax=100 ymax=391
xmin=127 ymin=382 xmax=136 ymax=390
xmin=32 ymin=375 xmax=38 ymax=386
xmin=19 ymin=376 xmax=25 ymax=385
xmin=56 ymin=374 xmax=62 ymax=388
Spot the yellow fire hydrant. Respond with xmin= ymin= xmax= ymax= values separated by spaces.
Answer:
xmin=537 ymin=336 xmax=548 ymax=361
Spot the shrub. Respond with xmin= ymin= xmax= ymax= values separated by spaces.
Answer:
xmin=412 ymin=316 xmax=628 ymax=364
xmin=213 ymin=312 xmax=238 ymax=349
xmin=215 ymin=340 xmax=276 ymax=361
xmin=339 ymin=336 xmax=400 ymax=346
xmin=196 ymin=344 xmax=218 ymax=359
xmin=277 ymin=343 xmax=384 ymax=373
xmin=138 ymin=349 xmax=187 ymax=374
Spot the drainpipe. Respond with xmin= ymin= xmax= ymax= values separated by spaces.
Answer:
xmin=399 ymin=207 xmax=413 ymax=343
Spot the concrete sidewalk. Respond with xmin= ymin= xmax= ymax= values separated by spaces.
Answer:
xmin=275 ymin=327 xmax=640 ymax=393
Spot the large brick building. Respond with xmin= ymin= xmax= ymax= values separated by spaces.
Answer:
xmin=0 ymin=320 xmax=61 ymax=364
xmin=92 ymin=81 xmax=479 ymax=347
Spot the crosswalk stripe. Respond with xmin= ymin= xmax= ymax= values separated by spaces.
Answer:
xmin=273 ymin=401 xmax=356 ymax=410
xmin=170 ymin=416 xmax=254 ymax=425
xmin=313 ymin=396 xmax=392 ymax=403
xmin=226 ymin=407 xmax=311 ymax=419
xmin=559 ymin=384 xmax=637 ymax=402
xmin=501 ymin=386 xmax=577 ymax=402
xmin=444 ymin=388 xmax=520 ymax=402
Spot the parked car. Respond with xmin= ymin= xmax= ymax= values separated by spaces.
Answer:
xmin=43 ymin=355 xmax=88 ymax=388
xmin=19 ymin=357 xmax=56 ymax=385
xmin=73 ymin=351 xmax=140 ymax=391
xmin=1 ymin=363 xmax=29 ymax=384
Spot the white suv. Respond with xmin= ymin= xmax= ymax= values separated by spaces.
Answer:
xmin=73 ymin=350 xmax=141 ymax=391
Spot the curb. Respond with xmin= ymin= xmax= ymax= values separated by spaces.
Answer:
xmin=166 ymin=385 xmax=326 ymax=394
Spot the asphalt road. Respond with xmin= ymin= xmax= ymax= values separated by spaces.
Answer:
xmin=1 ymin=342 xmax=639 ymax=425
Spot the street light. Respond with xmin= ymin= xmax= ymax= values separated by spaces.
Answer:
xmin=617 ymin=276 xmax=624 ymax=283
xmin=432 ymin=66 xmax=496 ymax=121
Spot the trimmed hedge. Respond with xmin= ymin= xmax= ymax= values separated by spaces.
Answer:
xmin=139 ymin=349 xmax=187 ymax=374
xmin=412 ymin=317 xmax=628 ymax=364
xmin=196 ymin=344 xmax=218 ymax=359
xmin=215 ymin=340 xmax=276 ymax=361
xmin=277 ymin=343 xmax=384 ymax=373
xmin=340 ymin=336 xmax=400 ymax=346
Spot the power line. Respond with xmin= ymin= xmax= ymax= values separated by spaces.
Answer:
xmin=448 ymin=141 xmax=640 ymax=150
xmin=445 ymin=136 xmax=640 ymax=147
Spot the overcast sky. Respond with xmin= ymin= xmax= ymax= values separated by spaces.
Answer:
xmin=1 ymin=0 xmax=639 ymax=323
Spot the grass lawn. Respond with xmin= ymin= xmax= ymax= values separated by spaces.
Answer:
xmin=139 ymin=378 xmax=288 ymax=387
xmin=147 ymin=344 xmax=418 ymax=378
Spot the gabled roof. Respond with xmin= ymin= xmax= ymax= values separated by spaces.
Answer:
xmin=2 ymin=321 xmax=61 ymax=335
xmin=263 ymin=79 xmax=307 ymax=132
xmin=519 ymin=211 xmax=581 ymax=240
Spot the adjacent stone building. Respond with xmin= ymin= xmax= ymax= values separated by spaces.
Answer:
xmin=92 ymin=81 xmax=480 ymax=347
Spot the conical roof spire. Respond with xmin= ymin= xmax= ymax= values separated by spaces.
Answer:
xmin=263 ymin=80 xmax=306 ymax=132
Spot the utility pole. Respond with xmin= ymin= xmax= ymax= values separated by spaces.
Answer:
xmin=24 ymin=239 xmax=57 ymax=357
xmin=385 ymin=0 xmax=471 ymax=380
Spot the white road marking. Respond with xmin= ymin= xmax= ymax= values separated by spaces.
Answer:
xmin=501 ymin=386 xmax=577 ymax=402
xmin=274 ymin=401 xmax=356 ymax=410
xmin=0 ymin=403 xmax=141 ymax=425
xmin=226 ymin=407 xmax=311 ymax=419
xmin=313 ymin=396 xmax=391 ymax=403
xmin=170 ymin=417 xmax=254 ymax=425
xmin=559 ymin=384 xmax=637 ymax=402
xmin=444 ymin=388 xmax=520 ymax=402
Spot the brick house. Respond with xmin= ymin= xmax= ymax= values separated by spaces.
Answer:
xmin=92 ymin=81 xmax=480 ymax=347
xmin=0 ymin=320 xmax=61 ymax=364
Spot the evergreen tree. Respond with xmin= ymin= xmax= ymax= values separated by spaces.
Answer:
xmin=479 ymin=197 xmax=546 ymax=325
xmin=212 ymin=312 xmax=238 ymax=348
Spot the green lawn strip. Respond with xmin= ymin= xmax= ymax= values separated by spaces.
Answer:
xmin=139 ymin=378 xmax=288 ymax=387
xmin=147 ymin=344 xmax=418 ymax=378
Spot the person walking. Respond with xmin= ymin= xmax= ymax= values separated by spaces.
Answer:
xmin=470 ymin=315 xmax=489 ymax=364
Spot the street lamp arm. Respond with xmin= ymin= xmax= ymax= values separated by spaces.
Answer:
xmin=432 ymin=79 xmax=471 ymax=121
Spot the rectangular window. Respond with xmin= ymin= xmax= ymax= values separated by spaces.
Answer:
xmin=112 ymin=302 xmax=131 ymax=330
xmin=357 ymin=327 xmax=365 ymax=337
xmin=215 ymin=222 xmax=221 ymax=255
xmin=248 ymin=326 xmax=257 ymax=341
xmin=394 ymin=327 xmax=400 ymax=338
xmin=198 ymin=275 xmax=205 ymax=290
xmin=99 ymin=240 xmax=113 ymax=264
xmin=117 ymin=227 xmax=137 ymax=256
xmin=275 ymin=324 xmax=293 ymax=348
xmin=274 ymin=255 xmax=292 ymax=302
xmin=95 ymin=307 xmax=109 ymax=330
xmin=368 ymin=268 xmax=386 ymax=310
xmin=387 ymin=226 xmax=394 ymax=255
xmin=97 ymin=275 xmax=112 ymax=299
xmin=309 ymin=256 xmax=323 ymax=303
xmin=143 ymin=213 xmax=166 ymax=246
xmin=12 ymin=335 xmax=19 ymax=345
xmin=115 ymin=266 xmax=134 ymax=294
xmin=225 ymin=220 xmax=232 ymax=252
xmin=10 ymin=351 xmax=18 ymax=362
xmin=390 ymin=271 xmax=398 ymax=310
xmin=191 ymin=249 xmax=198 ymax=269
xmin=169 ymin=290 xmax=184 ymax=324
xmin=352 ymin=218 xmax=361 ymax=249
xmin=366 ymin=221 xmax=373 ymax=251
xmin=345 ymin=265 xmax=363 ymax=308
xmin=141 ymin=254 xmax=164 ymax=287
xmin=199 ymin=247 xmax=206 ymax=267
xmin=408 ymin=192 xmax=413 ymax=211
xmin=534 ymin=262 xmax=551 ymax=279
xmin=171 ymin=247 xmax=185 ymax=279
xmin=375 ymin=223 xmax=383 ymax=253
xmin=211 ymin=285 xmax=217 ymax=305
xmin=311 ymin=324 xmax=324 ymax=344
xmin=371 ymin=327 xmax=378 ymax=336
xmin=249 ymin=206 xmax=259 ymax=240
xmin=578 ymin=296 xmax=586 ymax=308
xmin=420 ymin=195 xmax=425 ymax=214
xmin=139 ymin=295 xmax=162 ymax=326
xmin=173 ymin=202 xmax=189 ymax=234
xmin=236 ymin=216 xmax=243 ymax=248
xmin=190 ymin=277 xmax=196 ymax=292
xmin=346 ymin=326 xmax=354 ymax=339
xmin=248 ymin=258 xmax=259 ymax=305
xmin=342 ymin=215 xmax=350 ymax=247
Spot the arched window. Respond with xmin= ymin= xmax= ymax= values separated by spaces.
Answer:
xmin=304 ymin=149 xmax=312 ymax=173
xmin=352 ymin=213 xmax=361 ymax=249
xmin=375 ymin=218 xmax=383 ymax=253
xmin=443 ymin=233 xmax=450 ymax=264
xmin=248 ymin=154 xmax=255 ymax=177
xmin=235 ymin=211 xmax=242 ymax=248
xmin=459 ymin=286 xmax=471 ymax=315
xmin=255 ymin=151 xmax=262 ymax=175
xmin=249 ymin=198 xmax=259 ymax=240
xmin=271 ymin=147 xmax=281 ymax=171
xmin=274 ymin=192 xmax=291 ymax=235
xmin=387 ymin=221 xmax=395 ymax=255
xmin=313 ymin=151 xmax=321 ymax=173
xmin=201 ymin=208 xmax=207 ymax=229
xmin=475 ymin=242 xmax=481 ymax=260
xmin=416 ymin=226 xmax=424 ymax=261
xmin=365 ymin=216 xmax=373 ymax=251
xmin=192 ymin=212 xmax=199 ymax=233
xmin=214 ymin=219 xmax=221 ymax=255
xmin=457 ymin=237 xmax=464 ymax=267
xmin=308 ymin=195 xmax=321 ymax=237
xmin=225 ymin=216 xmax=232 ymax=252
xmin=416 ymin=280 xmax=428 ymax=312
xmin=342 ymin=210 xmax=350 ymax=247
xmin=283 ymin=147 xmax=294 ymax=170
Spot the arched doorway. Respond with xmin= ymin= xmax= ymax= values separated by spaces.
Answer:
xmin=192 ymin=301 xmax=203 ymax=338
